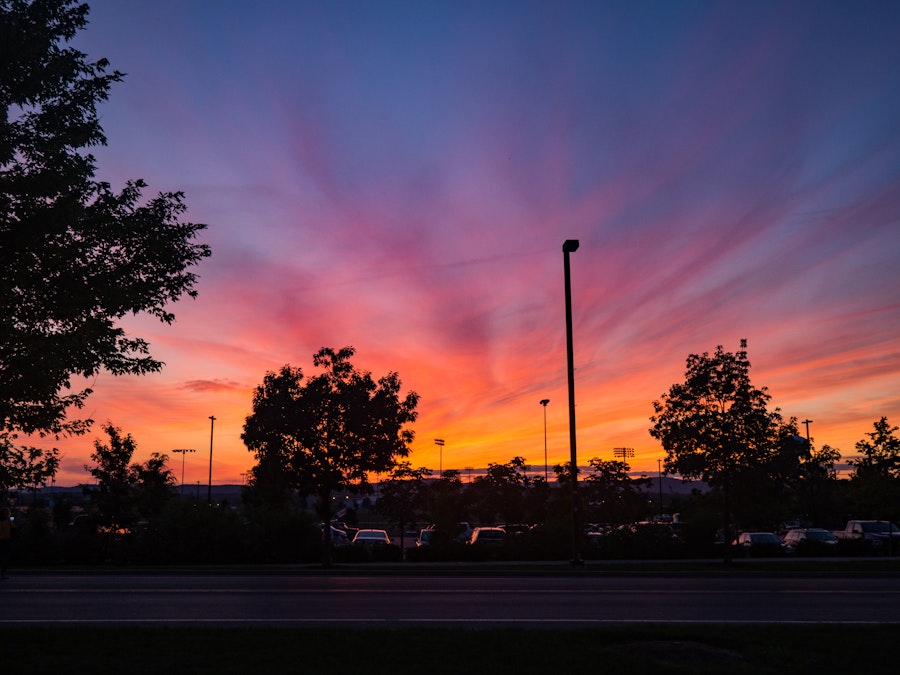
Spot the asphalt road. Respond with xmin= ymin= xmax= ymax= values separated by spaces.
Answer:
xmin=1 ymin=571 xmax=898 ymax=626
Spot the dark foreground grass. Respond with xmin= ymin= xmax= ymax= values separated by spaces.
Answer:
xmin=0 ymin=624 xmax=895 ymax=674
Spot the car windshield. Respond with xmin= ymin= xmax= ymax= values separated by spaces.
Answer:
xmin=861 ymin=522 xmax=899 ymax=533
xmin=751 ymin=534 xmax=779 ymax=543
xmin=807 ymin=530 xmax=836 ymax=541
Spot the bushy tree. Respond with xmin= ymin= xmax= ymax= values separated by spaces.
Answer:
xmin=84 ymin=422 xmax=137 ymax=526
xmin=851 ymin=417 xmax=900 ymax=479
xmin=649 ymin=341 xmax=798 ymax=552
xmin=83 ymin=422 xmax=174 ymax=526
xmin=582 ymin=458 xmax=651 ymax=525
xmin=848 ymin=417 xmax=900 ymax=520
xmin=242 ymin=346 xmax=419 ymax=565
xmin=131 ymin=452 xmax=175 ymax=519
xmin=467 ymin=456 xmax=531 ymax=526
xmin=1 ymin=0 xmax=210 ymax=439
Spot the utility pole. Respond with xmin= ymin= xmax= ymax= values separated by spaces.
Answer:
xmin=207 ymin=415 xmax=216 ymax=505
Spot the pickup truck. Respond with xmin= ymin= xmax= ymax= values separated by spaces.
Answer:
xmin=834 ymin=520 xmax=900 ymax=554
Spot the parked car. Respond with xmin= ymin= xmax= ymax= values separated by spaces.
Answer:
xmin=734 ymin=531 xmax=784 ymax=557
xmin=415 ymin=528 xmax=435 ymax=547
xmin=834 ymin=520 xmax=900 ymax=554
xmin=782 ymin=528 xmax=839 ymax=556
xmin=455 ymin=522 xmax=474 ymax=542
xmin=318 ymin=524 xmax=351 ymax=547
xmin=467 ymin=527 xmax=506 ymax=546
xmin=352 ymin=529 xmax=391 ymax=546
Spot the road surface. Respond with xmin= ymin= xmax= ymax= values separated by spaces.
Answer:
xmin=1 ymin=571 xmax=898 ymax=626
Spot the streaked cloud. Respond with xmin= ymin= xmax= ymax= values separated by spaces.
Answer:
xmin=34 ymin=1 xmax=900 ymax=486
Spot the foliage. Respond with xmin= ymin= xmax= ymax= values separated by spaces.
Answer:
xmin=84 ymin=422 xmax=137 ymax=526
xmin=790 ymin=443 xmax=843 ymax=525
xmin=242 ymin=346 xmax=418 ymax=564
xmin=468 ymin=455 xmax=532 ymax=525
xmin=649 ymin=341 xmax=800 ymax=535
xmin=650 ymin=341 xmax=795 ymax=486
xmin=582 ymin=458 xmax=651 ymax=525
xmin=83 ymin=422 xmax=175 ymax=526
xmin=131 ymin=452 xmax=176 ymax=519
xmin=0 ymin=433 xmax=58 ymax=498
xmin=419 ymin=469 xmax=465 ymax=540
xmin=0 ymin=0 xmax=210 ymax=438
xmin=850 ymin=417 xmax=900 ymax=479
xmin=847 ymin=417 xmax=900 ymax=519
xmin=241 ymin=452 xmax=294 ymax=510
xmin=377 ymin=461 xmax=430 ymax=550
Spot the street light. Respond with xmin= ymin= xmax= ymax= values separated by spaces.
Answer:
xmin=539 ymin=399 xmax=550 ymax=482
xmin=562 ymin=238 xmax=581 ymax=565
xmin=207 ymin=415 xmax=216 ymax=505
xmin=172 ymin=448 xmax=196 ymax=496
xmin=434 ymin=438 xmax=445 ymax=477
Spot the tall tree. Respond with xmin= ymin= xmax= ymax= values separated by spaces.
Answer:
xmin=851 ymin=417 xmax=900 ymax=479
xmin=848 ymin=417 xmax=900 ymax=520
xmin=84 ymin=422 xmax=137 ymax=527
xmin=242 ymin=346 xmax=419 ymax=565
xmin=649 ymin=341 xmax=797 ymax=554
xmin=1 ymin=0 xmax=211 ymax=439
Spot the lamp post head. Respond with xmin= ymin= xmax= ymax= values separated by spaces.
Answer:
xmin=539 ymin=399 xmax=549 ymax=406
xmin=563 ymin=239 xmax=579 ymax=253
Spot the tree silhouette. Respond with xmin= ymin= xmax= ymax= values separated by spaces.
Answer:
xmin=84 ymin=422 xmax=138 ymax=528
xmin=83 ymin=422 xmax=175 ymax=528
xmin=131 ymin=452 xmax=176 ymax=519
xmin=582 ymin=458 xmax=651 ymax=525
xmin=1 ymin=0 xmax=211 ymax=439
xmin=848 ymin=417 xmax=900 ymax=520
xmin=468 ymin=456 xmax=531 ymax=526
xmin=649 ymin=341 xmax=798 ymax=556
xmin=0 ymin=435 xmax=58 ymax=500
xmin=242 ymin=346 xmax=419 ymax=566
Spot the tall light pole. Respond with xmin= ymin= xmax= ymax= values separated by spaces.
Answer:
xmin=613 ymin=447 xmax=634 ymax=461
xmin=563 ymin=238 xmax=581 ymax=565
xmin=207 ymin=415 xmax=216 ymax=505
xmin=434 ymin=438 xmax=445 ymax=477
xmin=172 ymin=448 xmax=196 ymax=496
xmin=540 ymin=399 xmax=550 ymax=482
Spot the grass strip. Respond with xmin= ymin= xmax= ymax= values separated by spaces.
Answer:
xmin=0 ymin=624 xmax=895 ymax=674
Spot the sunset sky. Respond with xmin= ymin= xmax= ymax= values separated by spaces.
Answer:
xmin=38 ymin=0 xmax=900 ymax=487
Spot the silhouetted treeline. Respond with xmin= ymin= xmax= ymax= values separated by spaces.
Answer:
xmin=6 ymin=431 xmax=899 ymax=565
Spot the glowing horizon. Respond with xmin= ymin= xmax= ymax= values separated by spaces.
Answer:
xmin=20 ymin=1 xmax=900 ymax=487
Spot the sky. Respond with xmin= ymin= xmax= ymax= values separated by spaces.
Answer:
xmin=35 ymin=0 xmax=900 ymax=487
